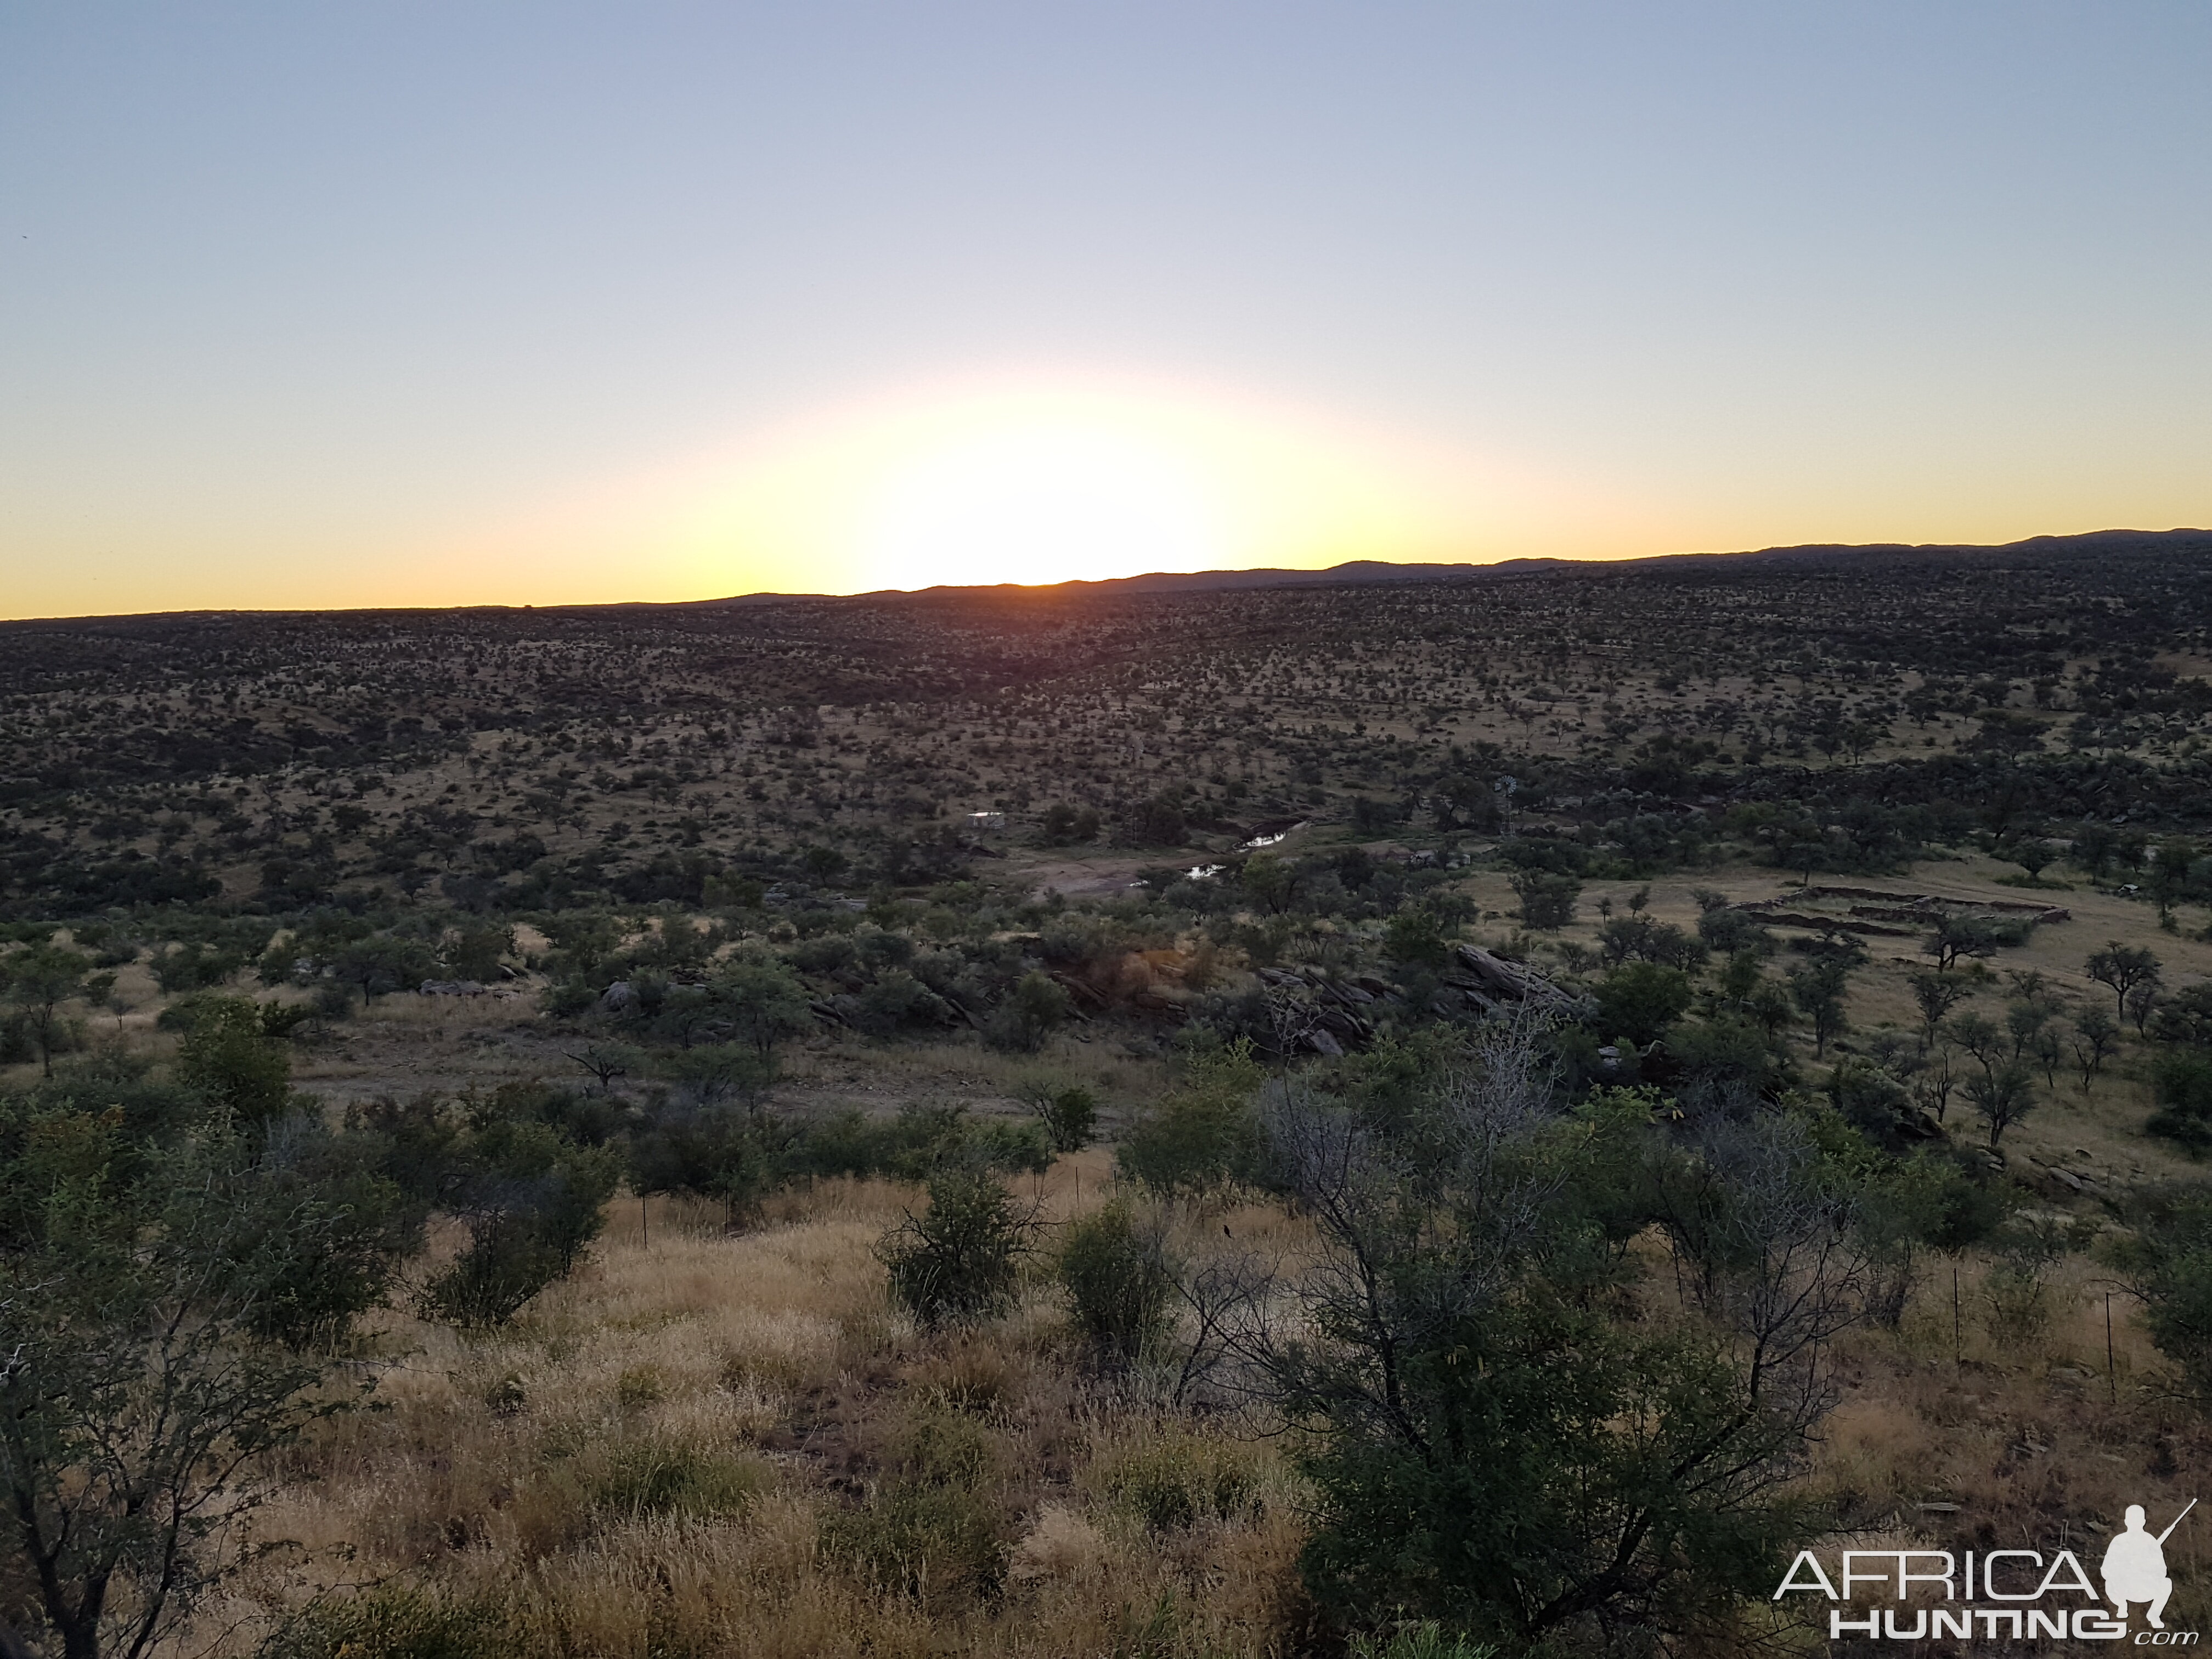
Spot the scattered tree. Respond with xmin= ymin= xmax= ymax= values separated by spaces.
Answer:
xmin=2072 ymin=1007 xmax=2121 ymax=1091
xmin=1906 ymin=967 xmax=1972 ymax=1048
xmin=1 ymin=945 xmax=113 ymax=1076
xmin=2086 ymin=941 xmax=2162 ymax=1024
xmin=1966 ymin=1059 xmax=2038 ymax=1148
xmin=1509 ymin=871 xmax=1579 ymax=932
xmin=1786 ymin=957 xmax=1853 ymax=1058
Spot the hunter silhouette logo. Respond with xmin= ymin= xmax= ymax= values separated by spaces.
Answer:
xmin=1775 ymin=1499 xmax=2199 ymax=1642
xmin=2106 ymin=1502 xmax=2193 ymax=1631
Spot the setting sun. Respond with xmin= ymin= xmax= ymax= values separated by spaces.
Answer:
xmin=711 ymin=374 xmax=1481 ymax=594
xmin=414 ymin=373 xmax=1498 ymax=607
xmin=853 ymin=413 xmax=1224 ymax=590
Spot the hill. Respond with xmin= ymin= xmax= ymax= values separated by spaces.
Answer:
xmin=854 ymin=524 xmax=2212 ymax=603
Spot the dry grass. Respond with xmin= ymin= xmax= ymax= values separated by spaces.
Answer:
xmin=782 ymin=1033 xmax=1172 ymax=1137
xmin=34 ymin=849 xmax=2212 ymax=1656
xmin=193 ymin=1162 xmax=1314 ymax=1659
xmin=1800 ymin=1243 xmax=2212 ymax=1618
xmin=129 ymin=1119 xmax=2212 ymax=1657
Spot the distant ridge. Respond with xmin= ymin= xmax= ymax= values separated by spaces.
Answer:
xmin=7 ymin=528 xmax=2210 ymax=629
xmin=858 ymin=526 xmax=2212 ymax=601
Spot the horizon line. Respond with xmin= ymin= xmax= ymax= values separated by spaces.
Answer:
xmin=4 ymin=524 xmax=2207 ymax=629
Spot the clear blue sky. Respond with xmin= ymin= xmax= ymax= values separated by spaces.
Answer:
xmin=3 ymin=2 xmax=2208 ymax=615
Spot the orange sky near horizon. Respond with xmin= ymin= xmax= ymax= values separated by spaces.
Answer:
xmin=4 ymin=8 xmax=2207 ymax=622
xmin=8 ymin=367 xmax=2205 ymax=622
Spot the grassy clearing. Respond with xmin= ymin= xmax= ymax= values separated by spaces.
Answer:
xmin=167 ymin=1126 xmax=2212 ymax=1656
xmin=207 ymin=1158 xmax=1318 ymax=1659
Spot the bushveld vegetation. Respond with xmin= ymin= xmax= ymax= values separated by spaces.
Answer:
xmin=8 ymin=538 xmax=2212 ymax=1656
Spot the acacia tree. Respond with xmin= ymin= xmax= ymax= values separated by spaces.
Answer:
xmin=1786 ymin=957 xmax=1853 ymax=1057
xmin=1 ymin=945 xmax=114 ymax=1077
xmin=1923 ymin=915 xmax=2005 ymax=973
xmin=2072 ymin=1007 xmax=2122 ymax=1090
xmin=326 ymin=932 xmax=439 ymax=1005
xmin=2086 ymin=943 xmax=2162 ymax=1025
xmin=563 ymin=1040 xmax=640 ymax=1094
xmin=711 ymin=956 xmax=814 ymax=1065
xmin=1967 ymin=1060 xmax=2038 ymax=1147
xmin=1946 ymin=1011 xmax=2004 ymax=1081
xmin=1917 ymin=1041 xmax=1963 ymax=1122
xmin=1245 ymin=1022 xmax=1838 ymax=1650
xmin=1240 ymin=854 xmax=1302 ymax=915
xmin=1 ymin=1110 xmax=402 ymax=1659
xmin=1906 ymin=968 xmax=1972 ymax=1049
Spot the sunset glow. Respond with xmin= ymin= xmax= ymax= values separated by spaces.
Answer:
xmin=407 ymin=374 xmax=1491 ymax=608
xmin=852 ymin=410 xmax=1224 ymax=590
xmin=799 ymin=380 xmax=1465 ymax=591
xmin=3 ymin=5 xmax=2205 ymax=618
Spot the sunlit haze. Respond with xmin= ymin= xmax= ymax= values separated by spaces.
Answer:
xmin=851 ymin=398 xmax=1232 ymax=591
xmin=425 ymin=374 xmax=1515 ymax=606
xmin=3 ymin=3 xmax=2209 ymax=617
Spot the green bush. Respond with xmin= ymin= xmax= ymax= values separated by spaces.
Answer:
xmin=257 ymin=1586 xmax=519 ymax=1659
xmin=1509 ymin=870 xmax=1580 ymax=931
xmin=1 ymin=1011 xmax=43 ymax=1066
xmin=586 ymin=1438 xmax=765 ymax=1521
xmin=238 ymin=1131 xmax=421 ymax=1349
xmin=1497 ymin=837 xmax=1591 ymax=877
xmin=444 ymin=921 xmax=515 ymax=981
xmin=1350 ymin=1624 xmax=1499 ymax=1659
xmin=1980 ymin=1219 xmax=2067 ymax=1345
xmin=964 ymin=1116 xmax=1056 ymax=1177
xmin=1695 ymin=907 xmax=1771 ymax=955
xmin=656 ymin=1040 xmax=778 ymax=1111
xmin=852 ymin=967 xmax=953 ymax=1036
xmin=1824 ymin=1058 xmax=1914 ymax=1148
xmin=1058 ymin=1199 xmax=1173 ymax=1363
xmin=1384 ymin=904 xmax=1454 ymax=970
xmin=2149 ymin=1051 xmax=2212 ymax=1153
xmin=1592 ymin=964 xmax=1695 ymax=1049
xmin=629 ymin=1098 xmax=788 ymax=1225
xmin=1092 ymin=1429 xmax=1257 ymax=1530
xmin=2112 ymin=1186 xmax=2212 ymax=1397
xmin=1116 ymin=1043 xmax=1263 ymax=1195
xmin=418 ymin=1116 xmax=622 ymax=1328
xmin=878 ymin=1171 xmax=1034 ymax=1328
xmin=329 ymin=933 xmax=439 ymax=1002
xmin=984 ymin=970 xmax=1071 ymax=1053
xmin=150 ymin=941 xmax=246 ymax=993
xmin=1664 ymin=1014 xmax=1780 ymax=1107
xmin=174 ymin=996 xmax=296 ymax=1125
xmin=1024 ymin=1081 xmax=1098 ymax=1152
xmin=821 ymin=1408 xmax=1005 ymax=1602
xmin=793 ymin=1102 xmax=1051 ymax=1183
xmin=422 ymin=1213 xmax=571 ymax=1328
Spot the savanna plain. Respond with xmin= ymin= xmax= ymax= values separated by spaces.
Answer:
xmin=10 ymin=533 xmax=2212 ymax=1659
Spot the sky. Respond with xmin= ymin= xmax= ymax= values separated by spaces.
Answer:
xmin=2 ymin=2 xmax=2209 ymax=619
